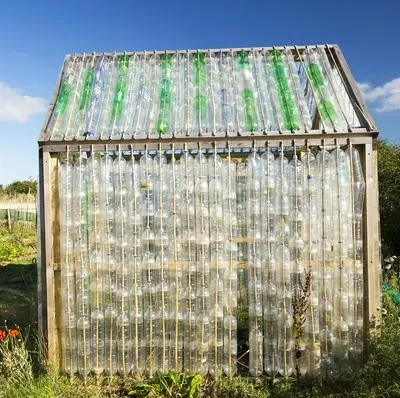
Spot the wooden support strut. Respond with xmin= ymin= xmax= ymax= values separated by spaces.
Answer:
xmin=38 ymin=149 xmax=59 ymax=364
xmin=362 ymin=138 xmax=381 ymax=340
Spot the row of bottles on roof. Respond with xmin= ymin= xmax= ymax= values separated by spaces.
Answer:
xmin=49 ymin=48 xmax=357 ymax=140
xmin=59 ymin=144 xmax=365 ymax=377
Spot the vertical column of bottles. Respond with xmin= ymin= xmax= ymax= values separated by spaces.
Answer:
xmin=114 ymin=153 xmax=132 ymax=374
xmin=208 ymin=52 xmax=222 ymax=135
xmin=74 ymin=154 xmax=91 ymax=376
xmin=253 ymin=52 xmax=277 ymax=131
xmin=63 ymin=56 xmax=89 ymax=140
xmin=181 ymin=150 xmax=197 ymax=371
xmin=132 ymin=54 xmax=153 ymax=138
xmin=50 ymin=56 xmax=76 ymax=139
xmin=223 ymin=151 xmax=238 ymax=376
xmin=140 ymin=152 xmax=156 ymax=375
xmin=208 ymin=152 xmax=224 ymax=375
xmin=154 ymin=149 xmax=170 ymax=372
xmin=129 ymin=156 xmax=144 ymax=372
xmin=120 ymin=54 xmax=140 ymax=138
xmin=348 ymin=146 xmax=365 ymax=356
xmin=303 ymin=48 xmax=348 ymax=131
xmin=301 ymin=149 xmax=320 ymax=375
xmin=169 ymin=152 xmax=184 ymax=371
xmin=155 ymin=55 xmax=174 ymax=136
xmin=192 ymin=53 xmax=209 ymax=135
xmin=85 ymin=56 xmax=111 ymax=138
xmin=102 ymin=154 xmax=118 ymax=375
xmin=73 ymin=56 xmax=96 ymax=138
xmin=284 ymin=49 xmax=312 ymax=131
xmin=268 ymin=50 xmax=301 ymax=131
xmin=173 ymin=54 xmax=185 ymax=138
xmin=275 ymin=148 xmax=294 ymax=377
xmin=87 ymin=154 xmax=105 ymax=375
xmin=289 ymin=150 xmax=307 ymax=375
xmin=247 ymin=150 xmax=263 ymax=376
xmin=235 ymin=161 xmax=248 ymax=364
xmin=99 ymin=55 xmax=118 ymax=139
xmin=317 ymin=148 xmax=335 ymax=370
xmin=146 ymin=55 xmax=161 ymax=139
xmin=261 ymin=148 xmax=278 ymax=376
xmin=194 ymin=150 xmax=210 ymax=373
xmin=331 ymin=147 xmax=351 ymax=359
xmin=236 ymin=51 xmax=260 ymax=134
xmin=60 ymin=158 xmax=77 ymax=375
xmin=110 ymin=55 xmax=130 ymax=137
xmin=219 ymin=52 xmax=236 ymax=135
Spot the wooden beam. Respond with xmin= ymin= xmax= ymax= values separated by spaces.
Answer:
xmin=38 ymin=150 xmax=58 ymax=364
xmin=362 ymin=139 xmax=381 ymax=340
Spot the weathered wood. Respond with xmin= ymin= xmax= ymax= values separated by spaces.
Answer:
xmin=362 ymin=139 xmax=381 ymax=340
xmin=38 ymin=150 xmax=58 ymax=364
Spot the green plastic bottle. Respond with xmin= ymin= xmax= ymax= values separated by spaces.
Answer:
xmin=238 ymin=51 xmax=258 ymax=132
xmin=79 ymin=68 xmax=95 ymax=112
xmin=111 ymin=54 xmax=130 ymax=121
xmin=270 ymin=50 xmax=300 ymax=131
xmin=193 ymin=53 xmax=208 ymax=125
xmin=55 ymin=76 xmax=73 ymax=116
xmin=307 ymin=62 xmax=337 ymax=124
xmin=156 ymin=54 xmax=173 ymax=134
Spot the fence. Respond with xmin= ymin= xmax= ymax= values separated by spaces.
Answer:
xmin=0 ymin=195 xmax=38 ymax=229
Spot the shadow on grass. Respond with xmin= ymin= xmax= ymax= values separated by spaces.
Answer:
xmin=0 ymin=257 xmax=37 ymax=332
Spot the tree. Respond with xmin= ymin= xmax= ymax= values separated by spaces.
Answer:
xmin=378 ymin=140 xmax=400 ymax=256
xmin=5 ymin=179 xmax=37 ymax=195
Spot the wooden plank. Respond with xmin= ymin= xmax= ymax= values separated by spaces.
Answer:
xmin=38 ymin=150 xmax=58 ymax=364
xmin=362 ymin=140 xmax=381 ymax=341
xmin=40 ymin=132 xmax=378 ymax=153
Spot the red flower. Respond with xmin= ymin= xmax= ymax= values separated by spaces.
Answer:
xmin=0 ymin=330 xmax=6 ymax=341
xmin=9 ymin=329 xmax=19 ymax=338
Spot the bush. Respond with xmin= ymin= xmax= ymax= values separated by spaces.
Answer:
xmin=378 ymin=140 xmax=400 ymax=256
xmin=3 ymin=180 xmax=37 ymax=196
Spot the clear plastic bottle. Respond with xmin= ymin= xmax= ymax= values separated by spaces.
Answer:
xmin=275 ymin=148 xmax=294 ymax=377
xmin=60 ymin=160 xmax=77 ymax=375
xmin=85 ymin=56 xmax=112 ymax=138
xmin=316 ymin=149 xmax=335 ymax=363
xmin=261 ymin=148 xmax=278 ymax=376
xmin=303 ymin=48 xmax=348 ymax=132
xmin=218 ymin=52 xmax=237 ymax=135
xmin=247 ymin=150 xmax=264 ymax=376
xmin=236 ymin=51 xmax=260 ymax=134
xmin=49 ymin=56 xmax=76 ymax=139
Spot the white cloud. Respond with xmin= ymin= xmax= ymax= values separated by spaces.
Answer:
xmin=359 ymin=77 xmax=400 ymax=113
xmin=0 ymin=82 xmax=48 ymax=123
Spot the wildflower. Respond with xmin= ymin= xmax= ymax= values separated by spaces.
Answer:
xmin=9 ymin=329 xmax=19 ymax=338
xmin=0 ymin=330 xmax=6 ymax=341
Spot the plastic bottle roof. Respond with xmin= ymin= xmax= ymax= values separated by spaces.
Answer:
xmin=38 ymin=44 xmax=377 ymax=145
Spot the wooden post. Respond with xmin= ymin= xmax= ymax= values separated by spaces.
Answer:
xmin=362 ymin=139 xmax=381 ymax=339
xmin=7 ymin=208 xmax=11 ymax=231
xmin=38 ymin=149 xmax=59 ymax=364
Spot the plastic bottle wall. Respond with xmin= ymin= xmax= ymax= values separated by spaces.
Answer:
xmin=59 ymin=145 xmax=365 ymax=377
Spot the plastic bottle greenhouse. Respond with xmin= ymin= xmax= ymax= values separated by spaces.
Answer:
xmin=37 ymin=45 xmax=381 ymax=378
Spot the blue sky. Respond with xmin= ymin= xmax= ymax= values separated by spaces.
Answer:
xmin=0 ymin=0 xmax=399 ymax=184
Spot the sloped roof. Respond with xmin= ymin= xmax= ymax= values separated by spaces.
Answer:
xmin=39 ymin=45 xmax=377 ymax=143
